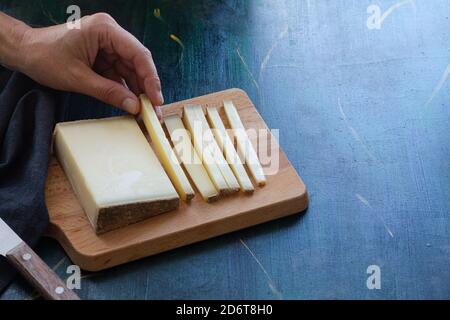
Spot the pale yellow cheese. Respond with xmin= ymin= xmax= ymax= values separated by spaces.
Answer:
xmin=53 ymin=116 xmax=179 ymax=234
xmin=182 ymin=106 xmax=230 ymax=194
xmin=189 ymin=105 xmax=240 ymax=192
xmin=223 ymin=100 xmax=267 ymax=186
xmin=184 ymin=105 xmax=240 ymax=194
xmin=164 ymin=114 xmax=219 ymax=202
xmin=140 ymin=95 xmax=195 ymax=201
xmin=206 ymin=106 xmax=254 ymax=193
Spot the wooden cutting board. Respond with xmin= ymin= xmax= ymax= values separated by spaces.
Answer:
xmin=45 ymin=88 xmax=308 ymax=271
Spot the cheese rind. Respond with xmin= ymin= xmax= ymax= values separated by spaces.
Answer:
xmin=140 ymin=95 xmax=195 ymax=201
xmin=223 ymin=100 xmax=267 ymax=186
xmin=206 ymin=106 xmax=254 ymax=194
xmin=184 ymin=105 xmax=239 ymax=194
xmin=53 ymin=116 xmax=179 ymax=234
xmin=164 ymin=115 xmax=219 ymax=202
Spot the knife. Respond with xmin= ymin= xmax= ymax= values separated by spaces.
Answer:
xmin=0 ymin=218 xmax=80 ymax=300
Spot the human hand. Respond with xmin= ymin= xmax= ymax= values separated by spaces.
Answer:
xmin=15 ymin=13 xmax=163 ymax=115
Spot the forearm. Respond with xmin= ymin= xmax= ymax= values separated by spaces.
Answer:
xmin=0 ymin=11 xmax=163 ymax=113
xmin=0 ymin=12 xmax=31 ymax=71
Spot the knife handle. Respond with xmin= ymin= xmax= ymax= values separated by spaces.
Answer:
xmin=6 ymin=242 xmax=80 ymax=300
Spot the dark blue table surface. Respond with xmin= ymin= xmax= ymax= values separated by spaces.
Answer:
xmin=1 ymin=0 xmax=449 ymax=299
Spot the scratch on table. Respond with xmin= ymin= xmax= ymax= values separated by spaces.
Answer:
xmin=81 ymin=272 xmax=101 ymax=280
xmin=336 ymin=56 xmax=423 ymax=68
xmin=26 ymin=292 xmax=40 ymax=300
xmin=236 ymin=47 xmax=260 ymax=90
xmin=153 ymin=8 xmax=166 ymax=24
xmin=239 ymin=239 xmax=283 ymax=300
xmin=170 ymin=34 xmax=184 ymax=49
xmin=265 ymin=65 xmax=303 ymax=70
xmin=52 ymin=256 xmax=67 ymax=272
xmin=144 ymin=271 xmax=152 ymax=299
xmin=337 ymin=98 xmax=378 ymax=162
xmin=140 ymin=5 xmax=151 ymax=44
xmin=355 ymin=193 xmax=373 ymax=209
xmin=355 ymin=193 xmax=394 ymax=238
xmin=306 ymin=0 xmax=312 ymax=11
xmin=39 ymin=0 xmax=61 ymax=25
xmin=258 ymin=25 xmax=289 ymax=83
xmin=425 ymin=63 xmax=450 ymax=107
xmin=377 ymin=0 xmax=416 ymax=27
xmin=152 ymin=8 xmax=184 ymax=66
xmin=170 ymin=34 xmax=185 ymax=66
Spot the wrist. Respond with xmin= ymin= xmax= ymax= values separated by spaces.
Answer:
xmin=0 ymin=13 xmax=32 ymax=71
xmin=9 ymin=23 xmax=33 ymax=72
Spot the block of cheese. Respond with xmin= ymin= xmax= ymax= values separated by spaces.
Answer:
xmin=140 ymin=95 xmax=195 ymax=201
xmin=223 ymin=100 xmax=267 ymax=186
xmin=164 ymin=114 xmax=219 ymax=202
xmin=53 ymin=116 xmax=180 ymax=234
xmin=183 ymin=105 xmax=239 ymax=194
xmin=206 ymin=106 xmax=254 ymax=194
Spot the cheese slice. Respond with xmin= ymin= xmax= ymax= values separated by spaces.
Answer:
xmin=182 ymin=106 xmax=230 ymax=194
xmin=164 ymin=114 xmax=219 ymax=202
xmin=140 ymin=95 xmax=195 ymax=201
xmin=223 ymin=100 xmax=266 ymax=186
xmin=189 ymin=106 xmax=240 ymax=193
xmin=53 ymin=116 xmax=179 ymax=234
xmin=206 ymin=106 xmax=254 ymax=194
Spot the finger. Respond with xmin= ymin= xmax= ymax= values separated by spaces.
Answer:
xmin=113 ymin=60 xmax=141 ymax=95
xmin=135 ymin=51 xmax=164 ymax=106
xmin=97 ymin=23 xmax=164 ymax=106
xmin=100 ymin=69 xmax=133 ymax=93
xmin=94 ymin=53 xmax=119 ymax=73
xmin=77 ymin=66 xmax=140 ymax=114
xmin=99 ymin=67 xmax=124 ymax=84
xmin=94 ymin=54 xmax=139 ymax=94
xmin=155 ymin=105 xmax=163 ymax=120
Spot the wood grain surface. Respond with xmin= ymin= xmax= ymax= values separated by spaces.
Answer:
xmin=45 ymin=89 xmax=308 ymax=271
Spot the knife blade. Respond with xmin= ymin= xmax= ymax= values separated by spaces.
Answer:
xmin=0 ymin=218 xmax=80 ymax=300
xmin=0 ymin=218 xmax=22 ymax=257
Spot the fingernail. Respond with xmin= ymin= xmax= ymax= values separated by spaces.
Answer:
xmin=122 ymin=98 xmax=138 ymax=114
xmin=158 ymin=91 xmax=164 ymax=105
xmin=155 ymin=106 xmax=163 ymax=120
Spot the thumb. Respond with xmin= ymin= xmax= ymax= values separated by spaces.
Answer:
xmin=77 ymin=67 xmax=139 ymax=114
